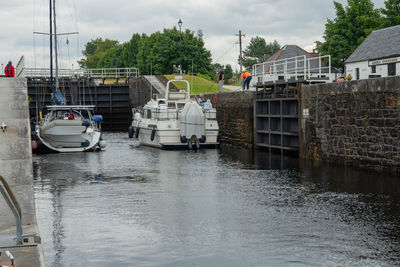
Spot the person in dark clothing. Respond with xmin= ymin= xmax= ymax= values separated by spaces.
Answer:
xmin=217 ymin=67 xmax=224 ymax=93
xmin=4 ymin=61 xmax=15 ymax=77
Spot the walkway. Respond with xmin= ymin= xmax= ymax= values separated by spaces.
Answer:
xmin=0 ymin=78 xmax=45 ymax=266
xmin=143 ymin=75 xmax=166 ymax=97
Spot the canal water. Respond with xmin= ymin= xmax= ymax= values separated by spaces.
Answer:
xmin=33 ymin=132 xmax=400 ymax=266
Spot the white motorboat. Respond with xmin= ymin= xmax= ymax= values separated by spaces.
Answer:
xmin=35 ymin=105 xmax=106 ymax=153
xmin=128 ymin=79 xmax=219 ymax=149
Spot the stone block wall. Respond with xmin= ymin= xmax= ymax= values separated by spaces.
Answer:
xmin=204 ymin=91 xmax=256 ymax=148
xmin=300 ymin=76 xmax=400 ymax=175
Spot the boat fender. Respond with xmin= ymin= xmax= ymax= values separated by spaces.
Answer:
xmin=195 ymin=138 xmax=200 ymax=149
xmin=128 ymin=126 xmax=134 ymax=138
xmin=188 ymin=140 xmax=192 ymax=150
xmin=81 ymin=140 xmax=90 ymax=147
xmin=180 ymin=136 xmax=187 ymax=143
xmin=199 ymin=135 xmax=206 ymax=143
xmin=92 ymin=115 xmax=103 ymax=123
xmin=82 ymin=121 xmax=91 ymax=127
xmin=135 ymin=127 xmax=140 ymax=138
xmin=151 ymin=127 xmax=156 ymax=141
xmin=99 ymin=140 xmax=107 ymax=148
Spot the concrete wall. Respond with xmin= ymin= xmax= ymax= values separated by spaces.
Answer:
xmin=204 ymin=91 xmax=256 ymax=148
xmin=300 ymin=76 xmax=400 ymax=175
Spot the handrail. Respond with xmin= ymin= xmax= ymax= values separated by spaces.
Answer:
xmin=23 ymin=67 xmax=139 ymax=78
xmin=252 ymin=54 xmax=332 ymax=83
xmin=15 ymin=55 xmax=25 ymax=78
xmin=0 ymin=175 xmax=22 ymax=245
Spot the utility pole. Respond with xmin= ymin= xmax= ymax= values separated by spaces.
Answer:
xmin=235 ymin=30 xmax=245 ymax=73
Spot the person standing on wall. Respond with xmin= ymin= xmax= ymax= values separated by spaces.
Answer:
xmin=241 ymin=71 xmax=252 ymax=90
xmin=4 ymin=61 xmax=15 ymax=77
xmin=217 ymin=67 xmax=224 ymax=93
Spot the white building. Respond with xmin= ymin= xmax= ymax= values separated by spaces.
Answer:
xmin=251 ymin=45 xmax=340 ymax=85
xmin=345 ymin=25 xmax=400 ymax=80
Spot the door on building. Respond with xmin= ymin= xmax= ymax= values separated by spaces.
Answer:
xmin=388 ymin=63 xmax=396 ymax=76
xmin=356 ymin=68 xmax=360 ymax=80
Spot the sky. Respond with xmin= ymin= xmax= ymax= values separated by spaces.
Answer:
xmin=0 ymin=0 xmax=386 ymax=73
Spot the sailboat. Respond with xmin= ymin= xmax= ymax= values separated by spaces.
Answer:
xmin=34 ymin=0 xmax=106 ymax=153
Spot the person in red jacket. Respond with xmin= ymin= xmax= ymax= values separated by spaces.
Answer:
xmin=4 ymin=61 xmax=15 ymax=77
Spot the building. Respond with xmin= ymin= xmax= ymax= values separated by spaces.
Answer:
xmin=252 ymin=45 xmax=340 ymax=85
xmin=345 ymin=25 xmax=400 ymax=80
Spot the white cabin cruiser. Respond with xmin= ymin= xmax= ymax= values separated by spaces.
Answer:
xmin=35 ymin=105 xmax=106 ymax=153
xmin=128 ymin=79 xmax=219 ymax=149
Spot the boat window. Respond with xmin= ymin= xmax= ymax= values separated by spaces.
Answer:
xmin=168 ymin=102 xmax=176 ymax=108
xmin=147 ymin=110 xmax=152 ymax=119
xmin=177 ymin=103 xmax=185 ymax=109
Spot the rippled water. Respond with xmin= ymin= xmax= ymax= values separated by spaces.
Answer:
xmin=33 ymin=132 xmax=400 ymax=266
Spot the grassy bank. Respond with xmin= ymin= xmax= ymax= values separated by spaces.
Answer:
xmin=165 ymin=75 xmax=231 ymax=95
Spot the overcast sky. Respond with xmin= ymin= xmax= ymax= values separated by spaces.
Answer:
xmin=0 ymin=0 xmax=386 ymax=73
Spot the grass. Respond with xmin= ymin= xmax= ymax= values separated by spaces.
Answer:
xmin=165 ymin=74 xmax=231 ymax=95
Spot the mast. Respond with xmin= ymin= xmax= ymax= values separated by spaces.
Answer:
xmin=49 ymin=0 xmax=54 ymax=94
xmin=53 ymin=0 xmax=59 ymax=91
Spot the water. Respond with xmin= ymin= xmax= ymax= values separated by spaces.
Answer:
xmin=33 ymin=133 xmax=400 ymax=266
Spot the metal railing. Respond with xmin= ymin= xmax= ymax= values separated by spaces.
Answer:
xmin=24 ymin=67 xmax=139 ymax=78
xmin=15 ymin=55 xmax=25 ymax=78
xmin=252 ymin=55 xmax=332 ymax=83
xmin=0 ymin=175 xmax=22 ymax=245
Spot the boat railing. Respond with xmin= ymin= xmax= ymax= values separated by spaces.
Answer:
xmin=0 ymin=175 xmax=23 ymax=245
xmin=151 ymin=107 xmax=178 ymax=120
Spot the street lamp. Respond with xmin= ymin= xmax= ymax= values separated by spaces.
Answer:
xmin=178 ymin=19 xmax=183 ymax=74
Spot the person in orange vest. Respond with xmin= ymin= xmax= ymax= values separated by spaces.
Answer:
xmin=240 ymin=71 xmax=252 ymax=90
xmin=4 ymin=61 xmax=15 ymax=77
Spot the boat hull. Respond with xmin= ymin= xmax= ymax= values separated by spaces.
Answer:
xmin=36 ymin=119 xmax=101 ymax=153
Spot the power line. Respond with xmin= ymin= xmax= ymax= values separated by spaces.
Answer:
xmin=215 ymin=43 xmax=236 ymax=63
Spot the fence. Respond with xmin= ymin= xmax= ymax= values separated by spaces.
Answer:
xmin=24 ymin=67 xmax=139 ymax=78
xmin=252 ymin=55 xmax=332 ymax=84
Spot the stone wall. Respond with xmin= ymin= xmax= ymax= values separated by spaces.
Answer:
xmin=300 ymin=76 xmax=400 ymax=175
xmin=204 ymin=91 xmax=255 ymax=148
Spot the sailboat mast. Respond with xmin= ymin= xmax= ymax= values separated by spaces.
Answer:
xmin=53 ymin=0 xmax=59 ymax=91
xmin=49 ymin=0 xmax=54 ymax=94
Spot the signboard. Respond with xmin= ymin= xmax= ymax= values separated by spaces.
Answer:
xmin=369 ymin=57 xmax=400 ymax=66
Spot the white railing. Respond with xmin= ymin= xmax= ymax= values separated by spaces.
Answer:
xmin=252 ymin=55 xmax=332 ymax=83
xmin=15 ymin=55 xmax=25 ymax=78
xmin=24 ymin=67 xmax=139 ymax=78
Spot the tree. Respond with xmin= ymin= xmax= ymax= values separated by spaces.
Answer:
xmin=316 ymin=0 xmax=382 ymax=71
xmin=79 ymin=38 xmax=119 ymax=68
xmin=381 ymin=0 xmax=400 ymax=27
xmin=239 ymin=37 xmax=280 ymax=71
xmin=224 ymin=64 xmax=233 ymax=83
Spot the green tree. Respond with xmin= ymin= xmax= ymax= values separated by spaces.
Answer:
xmin=79 ymin=38 xmax=119 ymax=68
xmin=224 ymin=64 xmax=233 ymax=83
xmin=381 ymin=0 xmax=400 ymax=27
xmin=239 ymin=37 xmax=280 ymax=71
xmin=316 ymin=0 xmax=382 ymax=70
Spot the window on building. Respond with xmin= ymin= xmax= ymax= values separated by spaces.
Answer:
xmin=356 ymin=68 xmax=360 ymax=80
xmin=371 ymin=65 xmax=376 ymax=73
xmin=388 ymin=63 xmax=396 ymax=76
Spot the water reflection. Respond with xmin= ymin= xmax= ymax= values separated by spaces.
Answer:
xmin=33 ymin=132 xmax=400 ymax=266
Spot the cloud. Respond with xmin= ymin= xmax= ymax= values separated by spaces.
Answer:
xmin=0 ymin=0 xmax=386 ymax=72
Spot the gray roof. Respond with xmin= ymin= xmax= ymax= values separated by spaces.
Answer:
xmin=345 ymin=25 xmax=400 ymax=63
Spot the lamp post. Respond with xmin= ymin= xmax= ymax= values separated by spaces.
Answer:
xmin=178 ymin=19 xmax=183 ymax=74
